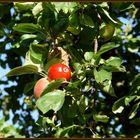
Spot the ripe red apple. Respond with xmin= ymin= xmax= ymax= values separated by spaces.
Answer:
xmin=48 ymin=63 xmax=72 ymax=81
xmin=34 ymin=78 xmax=49 ymax=98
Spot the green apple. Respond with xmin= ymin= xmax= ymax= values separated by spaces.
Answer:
xmin=99 ymin=24 xmax=115 ymax=42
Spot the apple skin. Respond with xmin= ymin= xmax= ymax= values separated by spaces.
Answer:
xmin=34 ymin=78 xmax=49 ymax=98
xmin=48 ymin=63 xmax=72 ymax=81
xmin=99 ymin=24 xmax=115 ymax=42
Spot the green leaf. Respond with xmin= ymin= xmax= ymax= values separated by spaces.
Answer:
xmin=79 ymin=14 xmax=94 ymax=28
xmin=67 ymin=26 xmax=80 ymax=35
xmin=129 ymin=74 xmax=140 ymax=94
xmin=97 ymin=42 xmax=117 ymax=55
xmin=39 ymin=3 xmax=56 ymax=30
xmin=0 ymin=117 xmax=5 ymax=129
xmin=32 ymin=2 xmax=42 ymax=17
xmin=105 ymin=57 xmax=122 ymax=67
xmin=43 ymin=2 xmax=56 ymax=13
xmin=67 ymin=46 xmax=84 ymax=63
xmin=97 ymin=6 xmax=118 ymax=24
xmin=13 ymin=23 xmax=42 ymax=33
xmin=44 ymin=117 xmax=56 ymax=127
xmin=55 ymin=125 xmax=77 ymax=138
xmin=6 ymin=65 xmax=38 ymax=77
xmin=98 ymin=2 xmax=109 ymax=8
xmin=94 ymin=68 xmax=116 ymax=96
xmin=53 ymin=2 xmax=77 ymax=13
xmin=128 ymin=45 xmax=139 ymax=53
xmin=73 ymin=63 xmax=82 ymax=72
xmin=0 ymin=4 xmax=4 ymax=18
xmin=0 ymin=122 xmax=22 ymax=138
xmin=44 ymin=58 xmax=62 ymax=71
xmin=66 ymin=81 xmax=82 ymax=96
xmin=52 ymin=18 xmax=69 ymax=36
xmin=119 ymin=3 xmax=135 ymax=12
xmin=69 ymin=11 xmax=79 ymax=27
xmin=84 ymin=52 xmax=95 ymax=61
xmin=41 ymin=79 xmax=65 ymax=96
xmin=131 ymin=73 xmax=140 ymax=87
xmin=102 ymin=80 xmax=116 ymax=97
xmin=125 ymin=95 xmax=137 ymax=106
xmin=20 ymin=34 xmax=37 ymax=41
xmin=0 ymin=28 xmax=4 ymax=37
xmin=101 ymin=8 xmax=117 ymax=24
xmin=93 ymin=114 xmax=109 ymax=123
xmin=112 ymin=97 xmax=125 ymax=114
xmin=61 ymin=96 xmax=78 ymax=121
xmin=36 ymin=116 xmax=55 ymax=128
xmin=112 ymin=3 xmax=135 ymax=12
xmin=2 ymin=126 xmax=19 ymax=138
xmin=23 ymin=81 xmax=36 ymax=94
xmin=94 ymin=68 xmax=112 ymax=83
xmin=77 ymin=95 xmax=88 ymax=113
xmin=14 ymin=2 xmax=34 ymax=11
xmin=36 ymin=90 xmax=65 ymax=114
xmin=29 ymin=43 xmax=48 ymax=63
xmin=128 ymin=103 xmax=140 ymax=119
xmin=24 ymin=51 xmax=42 ymax=72
xmin=130 ymin=118 xmax=140 ymax=126
xmin=101 ymin=65 xmax=126 ymax=72
xmin=78 ymin=27 xmax=96 ymax=51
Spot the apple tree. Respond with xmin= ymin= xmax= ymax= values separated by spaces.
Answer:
xmin=0 ymin=2 xmax=140 ymax=138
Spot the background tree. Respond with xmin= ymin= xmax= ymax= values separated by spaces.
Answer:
xmin=0 ymin=2 xmax=140 ymax=138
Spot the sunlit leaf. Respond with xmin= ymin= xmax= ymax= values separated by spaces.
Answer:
xmin=93 ymin=114 xmax=109 ymax=123
xmin=84 ymin=52 xmax=95 ymax=61
xmin=14 ymin=2 xmax=34 ymax=11
xmin=36 ymin=115 xmax=55 ymax=128
xmin=97 ymin=42 xmax=117 ymax=55
xmin=13 ymin=23 xmax=42 ymax=33
xmin=0 ymin=117 xmax=5 ymax=128
xmin=29 ymin=43 xmax=48 ymax=63
xmin=55 ymin=125 xmax=78 ymax=138
xmin=6 ymin=65 xmax=38 ymax=77
xmin=94 ymin=68 xmax=112 ymax=83
xmin=128 ymin=103 xmax=140 ymax=119
xmin=79 ymin=14 xmax=94 ymax=28
xmin=101 ymin=65 xmax=126 ymax=72
xmin=97 ymin=6 xmax=118 ymax=24
xmin=32 ymin=2 xmax=42 ymax=16
xmin=67 ymin=26 xmax=80 ymax=35
xmin=77 ymin=95 xmax=88 ymax=113
xmin=102 ymin=81 xmax=116 ymax=97
xmin=112 ymin=97 xmax=125 ymax=114
xmin=125 ymin=96 xmax=137 ymax=106
xmin=105 ymin=57 xmax=122 ymax=67
xmin=41 ymin=79 xmax=66 ymax=96
xmin=36 ymin=90 xmax=65 ymax=114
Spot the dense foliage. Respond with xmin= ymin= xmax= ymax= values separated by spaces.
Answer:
xmin=0 ymin=2 xmax=140 ymax=138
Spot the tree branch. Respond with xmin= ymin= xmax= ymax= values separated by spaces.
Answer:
xmin=94 ymin=37 xmax=98 ymax=53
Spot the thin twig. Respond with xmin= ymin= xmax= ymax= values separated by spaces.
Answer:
xmin=52 ymin=111 xmax=57 ymax=123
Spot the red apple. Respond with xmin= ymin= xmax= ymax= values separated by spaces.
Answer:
xmin=34 ymin=78 xmax=49 ymax=98
xmin=48 ymin=63 xmax=72 ymax=81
